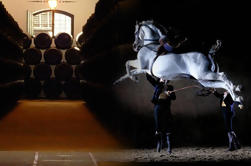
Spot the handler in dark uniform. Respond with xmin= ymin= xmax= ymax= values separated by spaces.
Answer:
xmin=211 ymin=89 xmax=241 ymax=151
xmin=146 ymin=73 xmax=176 ymax=153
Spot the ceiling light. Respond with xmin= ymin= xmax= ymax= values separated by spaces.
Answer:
xmin=48 ymin=0 xmax=57 ymax=10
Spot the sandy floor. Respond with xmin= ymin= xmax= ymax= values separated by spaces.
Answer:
xmin=92 ymin=147 xmax=251 ymax=163
xmin=0 ymin=147 xmax=251 ymax=166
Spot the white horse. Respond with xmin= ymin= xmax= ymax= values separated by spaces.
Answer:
xmin=115 ymin=20 xmax=243 ymax=105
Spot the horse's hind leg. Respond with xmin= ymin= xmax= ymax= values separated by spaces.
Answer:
xmin=198 ymin=79 xmax=242 ymax=103
xmin=200 ymin=71 xmax=238 ymax=92
xmin=205 ymin=71 xmax=243 ymax=93
xmin=198 ymin=80 xmax=229 ymax=91
xmin=218 ymin=72 xmax=242 ymax=92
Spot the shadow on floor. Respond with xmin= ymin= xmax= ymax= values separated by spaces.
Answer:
xmin=0 ymin=101 xmax=18 ymax=120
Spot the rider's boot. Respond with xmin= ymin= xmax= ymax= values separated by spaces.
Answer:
xmin=209 ymin=39 xmax=222 ymax=56
xmin=155 ymin=131 xmax=163 ymax=152
xmin=166 ymin=132 xmax=172 ymax=154
xmin=208 ymin=40 xmax=222 ymax=72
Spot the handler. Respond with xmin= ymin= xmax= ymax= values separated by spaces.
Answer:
xmin=211 ymin=89 xmax=241 ymax=151
xmin=146 ymin=73 xmax=176 ymax=153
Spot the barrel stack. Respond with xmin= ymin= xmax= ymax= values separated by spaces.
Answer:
xmin=0 ymin=53 xmax=25 ymax=107
xmin=0 ymin=2 xmax=29 ymax=107
xmin=23 ymin=32 xmax=84 ymax=99
xmin=0 ymin=35 xmax=25 ymax=107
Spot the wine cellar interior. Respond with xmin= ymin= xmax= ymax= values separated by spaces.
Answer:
xmin=23 ymin=32 xmax=84 ymax=99
xmin=0 ymin=0 xmax=94 ymax=105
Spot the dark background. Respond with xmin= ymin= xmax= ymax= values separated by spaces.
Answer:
xmin=78 ymin=0 xmax=250 ymax=148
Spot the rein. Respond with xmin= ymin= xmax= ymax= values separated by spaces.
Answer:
xmin=150 ymin=52 xmax=160 ymax=76
xmin=143 ymin=38 xmax=159 ymax=42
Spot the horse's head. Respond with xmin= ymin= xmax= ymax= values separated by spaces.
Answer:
xmin=133 ymin=20 xmax=164 ymax=52
xmin=132 ymin=22 xmax=144 ymax=52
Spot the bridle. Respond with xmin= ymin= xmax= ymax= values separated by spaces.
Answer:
xmin=134 ymin=23 xmax=160 ymax=51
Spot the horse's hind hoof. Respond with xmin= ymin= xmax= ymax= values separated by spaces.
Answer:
xmin=113 ymin=80 xmax=119 ymax=85
xmin=130 ymin=76 xmax=139 ymax=83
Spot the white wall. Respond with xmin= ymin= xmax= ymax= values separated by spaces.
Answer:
xmin=1 ymin=0 xmax=98 ymax=38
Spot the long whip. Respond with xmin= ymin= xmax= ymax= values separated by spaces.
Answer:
xmin=170 ymin=85 xmax=202 ymax=93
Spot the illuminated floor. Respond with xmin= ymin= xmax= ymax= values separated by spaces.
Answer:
xmin=0 ymin=100 xmax=121 ymax=151
xmin=0 ymin=148 xmax=251 ymax=166
xmin=1 ymin=100 xmax=250 ymax=165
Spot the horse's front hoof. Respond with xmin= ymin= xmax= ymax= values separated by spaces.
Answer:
xmin=130 ymin=76 xmax=139 ymax=83
xmin=113 ymin=80 xmax=120 ymax=85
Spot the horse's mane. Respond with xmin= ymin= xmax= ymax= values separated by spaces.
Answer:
xmin=139 ymin=20 xmax=168 ymax=35
xmin=140 ymin=20 xmax=154 ymax=25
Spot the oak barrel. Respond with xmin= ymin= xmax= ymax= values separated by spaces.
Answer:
xmin=24 ymin=47 xmax=42 ymax=65
xmin=43 ymin=78 xmax=63 ymax=98
xmin=24 ymin=78 xmax=41 ymax=98
xmin=34 ymin=33 xmax=52 ymax=49
xmin=44 ymin=48 xmax=62 ymax=65
xmin=63 ymin=78 xmax=82 ymax=99
xmin=54 ymin=32 xmax=73 ymax=49
xmin=33 ymin=63 xmax=52 ymax=80
xmin=54 ymin=63 xmax=73 ymax=81
xmin=65 ymin=48 xmax=81 ymax=65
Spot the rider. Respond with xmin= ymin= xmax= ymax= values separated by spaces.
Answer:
xmin=146 ymin=73 xmax=176 ymax=153
xmin=211 ymin=88 xmax=241 ymax=151
xmin=157 ymin=34 xmax=187 ymax=56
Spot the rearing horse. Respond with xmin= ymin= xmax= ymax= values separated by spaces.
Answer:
xmin=115 ymin=20 xmax=243 ymax=105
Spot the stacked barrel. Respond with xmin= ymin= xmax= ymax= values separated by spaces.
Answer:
xmin=23 ymin=32 xmax=84 ymax=99
xmin=0 ymin=34 xmax=26 ymax=107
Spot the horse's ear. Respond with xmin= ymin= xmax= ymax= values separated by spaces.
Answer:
xmin=136 ymin=20 xmax=138 ymax=25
